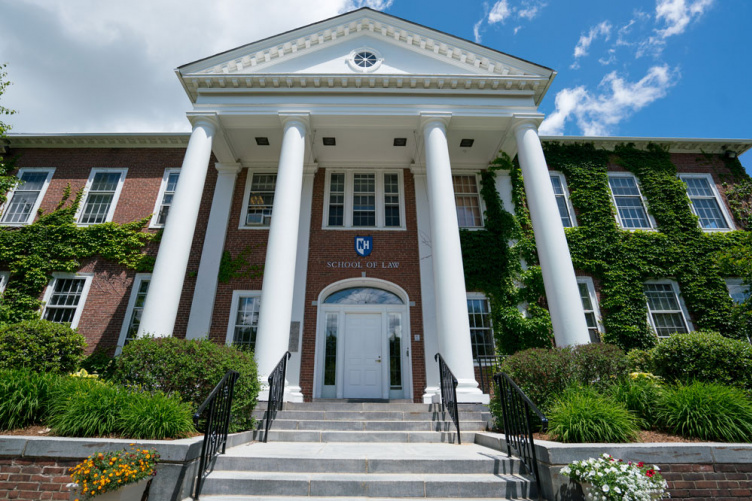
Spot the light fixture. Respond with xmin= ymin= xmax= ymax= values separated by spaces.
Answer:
xmin=255 ymin=137 xmax=269 ymax=146
xmin=460 ymin=139 xmax=474 ymax=148
xmin=323 ymin=137 xmax=336 ymax=146
xmin=724 ymin=149 xmax=737 ymax=159
xmin=393 ymin=138 xmax=407 ymax=147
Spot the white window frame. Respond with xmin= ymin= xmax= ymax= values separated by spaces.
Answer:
xmin=239 ymin=170 xmax=277 ymax=230
xmin=322 ymin=170 xmax=407 ymax=230
xmin=0 ymin=167 xmax=55 ymax=226
xmin=115 ymin=273 xmax=151 ymax=355
xmin=467 ymin=292 xmax=495 ymax=361
xmin=550 ymin=171 xmax=577 ymax=228
xmin=225 ymin=290 xmax=262 ymax=348
xmin=577 ymin=277 xmax=604 ymax=342
xmin=725 ymin=278 xmax=750 ymax=305
xmin=452 ymin=172 xmax=485 ymax=229
xmin=0 ymin=272 xmax=8 ymax=294
xmin=607 ymin=172 xmax=655 ymax=230
xmin=41 ymin=273 xmax=94 ymax=329
xmin=644 ymin=279 xmax=693 ymax=339
xmin=76 ymin=168 xmax=128 ymax=226
xmin=679 ymin=173 xmax=734 ymax=232
xmin=149 ymin=168 xmax=180 ymax=228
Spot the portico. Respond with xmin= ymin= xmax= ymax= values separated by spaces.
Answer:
xmin=136 ymin=7 xmax=590 ymax=404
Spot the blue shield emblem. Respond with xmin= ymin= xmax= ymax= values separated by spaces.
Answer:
xmin=355 ymin=236 xmax=373 ymax=257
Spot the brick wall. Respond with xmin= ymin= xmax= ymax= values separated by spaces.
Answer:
xmin=661 ymin=463 xmax=752 ymax=500
xmin=0 ymin=459 xmax=74 ymax=500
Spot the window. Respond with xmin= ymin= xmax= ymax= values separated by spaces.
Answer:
xmin=577 ymin=277 xmax=603 ymax=343
xmin=680 ymin=174 xmax=732 ymax=230
xmin=551 ymin=173 xmax=575 ymax=228
xmin=241 ymin=173 xmax=276 ymax=227
xmin=226 ymin=291 xmax=261 ymax=350
xmin=78 ymin=168 xmax=127 ymax=225
xmin=644 ymin=281 xmax=691 ymax=338
xmin=453 ymin=175 xmax=483 ymax=228
xmin=608 ymin=174 xmax=652 ymax=229
xmin=41 ymin=274 xmax=93 ymax=329
xmin=0 ymin=272 xmax=8 ymax=294
xmin=1 ymin=168 xmax=55 ymax=225
xmin=323 ymin=171 xmax=405 ymax=229
xmin=467 ymin=295 xmax=494 ymax=359
xmin=116 ymin=274 xmax=151 ymax=353
xmin=725 ymin=279 xmax=750 ymax=305
xmin=151 ymin=169 xmax=180 ymax=227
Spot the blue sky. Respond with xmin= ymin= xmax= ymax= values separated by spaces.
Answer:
xmin=0 ymin=0 xmax=749 ymax=168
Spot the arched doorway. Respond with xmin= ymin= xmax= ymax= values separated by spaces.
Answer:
xmin=314 ymin=279 xmax=412 ymax=400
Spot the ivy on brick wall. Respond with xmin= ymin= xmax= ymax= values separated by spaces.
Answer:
xmin=461 ymin=143 xmax=752 ymax=354
xmin=0 ymin=187 xmax=157 ymax=325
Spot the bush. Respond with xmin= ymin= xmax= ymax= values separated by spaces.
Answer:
xmin=501 ymin=347 xmax=577 ymax=411
xmin=611 ymin=374 xmax=663 ymax=429
xmin=118 ymin=391 xmax=195 ymax=440
xmin=79 ymin=349 xmax=116 ymax=379
xmin=626 ymin=349 xmax=654 ymax=373
xmin=112 ymin=337 xmax=259 ymax=432
xmin=0 ymin=369 xmax=59 ymax=430
xmin=547 ymin=386 xmax=640 ymax=443
xmin=651 ymin=331 xmax=752 ymax=390
xmin=655 ymin=381 xmax=752 ymax=442
xmin=573 ymin=343 xmax=629 ymax=387
xmin=48 ymin=382 xmax=128 ymax=437
xmin=0 ymin=320 xmax=86 ymax=373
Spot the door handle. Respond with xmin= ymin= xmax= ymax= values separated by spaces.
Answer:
xmin=376 ymin=356 xmax=382 ymax=363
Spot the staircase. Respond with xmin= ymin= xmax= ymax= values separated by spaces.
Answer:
xmin=196 ymin=401 xmax=537 ymax=500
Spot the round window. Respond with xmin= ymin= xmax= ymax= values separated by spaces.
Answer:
xmin=347 ymin=48 xmax=382 ymax=73
xmin=353 ymin=51 xmax=378 ymax=68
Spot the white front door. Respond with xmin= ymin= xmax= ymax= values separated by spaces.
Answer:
xmin=343 ymin=313 xmax=383 ymax=399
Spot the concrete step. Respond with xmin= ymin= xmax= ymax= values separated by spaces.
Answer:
xmin=252 ymin=430 xmax=477 ymax=443
xmin=255 ymin=402 xmax=490 ymax=413
xmin=252 ymin=410 xmax=488 ymax=422
xmin=199 ymin=471 xmax=535 ymax=498
xmin=256 ymin=419 xmax=487 ymax=432
xmin=199 ymin=497 xmax=528 ymax=501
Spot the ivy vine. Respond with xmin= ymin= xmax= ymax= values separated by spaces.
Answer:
xmin=217 ymin=245 xmax=264 ymax=284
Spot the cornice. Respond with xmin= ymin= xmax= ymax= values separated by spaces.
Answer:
xmin=540 ymin=136 xmax=752 ymax=156
xmin=6 ymin=133 xmax=190 ymax=149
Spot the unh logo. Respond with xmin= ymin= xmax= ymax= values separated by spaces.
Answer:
xmin=355 ymin=236 xmax=373 ymax=257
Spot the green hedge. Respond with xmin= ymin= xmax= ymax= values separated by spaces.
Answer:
xmin=0 ymin=320 xmax=86 ymax=373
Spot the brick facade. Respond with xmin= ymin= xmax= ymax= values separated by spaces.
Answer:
xmin=0 ymin=458 xmax=75 ymax=500
xmin=661 ymin=463 xmax=752 ymax=500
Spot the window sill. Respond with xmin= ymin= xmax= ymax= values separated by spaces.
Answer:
xmin=321 ymin=226 xmax=407 ymax=232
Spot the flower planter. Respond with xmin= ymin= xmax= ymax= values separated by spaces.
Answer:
xmin=92 ymin=479 xmax=149 ymax=501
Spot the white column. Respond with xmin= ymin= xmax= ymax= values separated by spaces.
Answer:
xmin=139 ymin=119 xmax=215 ymax=337
xmin=514 ymin=121 xmax=590 ymax=346
xmin=423 ymin=118 xmax=487 ymax=404
xmin=254 ymin=117 xmax=307 ymax=400
xmin=185 ymin=162 xmax=242 ymax=339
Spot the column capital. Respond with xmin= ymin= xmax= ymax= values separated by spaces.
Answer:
xmin=419 ymin=112 xmax=452 ymax=131
xmin=186 ymin=113 xmax=220 ymax=133
xmin=215 ymin=162 xmax=242 ymax=176
xmin=512 ymin=113 xmax=545 ymax=134
xmin=279 ymin=112 xmax=310 ymax=133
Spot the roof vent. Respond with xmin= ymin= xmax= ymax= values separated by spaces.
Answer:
xmin=393 ymin=138 xmax=407 ymax=147
xmin=460 ymin=139 xmax=475 ymax=148
xmin=323 ymin=137 xmax=336 ymax=146
xmin=255 ymin=137 xmax=270 ymax=146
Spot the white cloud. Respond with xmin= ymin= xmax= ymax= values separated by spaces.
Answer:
xmin=473 ymin=19 xmax=485 ymax=43
xmin=481 ymin=0 xmax=545 ymax=37
xmin=571 ymin=21 xmax=612 ymax=68
xmin=488 ymin=0 xmax=512 ymax=24
xmin=540 ymin=65 xmax=678 ymax=136
xmin=655 ymin=0 xmax=713 ymax=38
xmin=517 ymin=0 xmax=546 ymax=20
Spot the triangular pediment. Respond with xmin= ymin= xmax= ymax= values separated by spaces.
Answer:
xmin=177 ymin=8 xmax=555 ymax=102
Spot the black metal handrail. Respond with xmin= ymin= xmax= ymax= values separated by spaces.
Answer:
xmin=434 ymin=353 xmax=461 ymax=445
xmin=263 ymin=351 xmax=291 ymax=443
xmin=193 ymin=370 xmax=239 ymax=499
xmin=475 ymin=355 xmax=506 ymax=395
xmin=494 ymin=372 xmax=548 ymax=499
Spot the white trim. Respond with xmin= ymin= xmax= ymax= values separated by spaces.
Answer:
xmin=452 ymin=172 xmax=486 ymax=229
xmin=346 ymin=47 xmax=384 ymax=73
xmin=576 ymin=276 xmax=604 ymax=342
xmin=149 ymin=168 xmax=181 ymax=228
xmin=41 ymin=273 xmax=94 ymax=329
xmin=322 ymin=169 xmax=407 ymax=230
xmin=679 ymin=173 xmax=735 ymax=232
xmin=0 ymin=167 xmax=55 ymax=226
xmin=0 ymin=272 xmax=9 ymax=294
xmin=76 ymin=168 xmax=128 ymax=226
xmin=607 ymin=172 xmax=655 ymax=230
xmin=116 ymin=273 xmax=151 ymax=355
xmin=644 ymin=279 xmax=693 ymax=338
xmin=550 ymin=171 xmax=577 ymax=228
xmin=725 ymin=278 xmax=750 ymax=305
xmin=238 ymin=169 xmax=277 ymax=230
xmin=226 ymin=290 xmax=262 ymax=346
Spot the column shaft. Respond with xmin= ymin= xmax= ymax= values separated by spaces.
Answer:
xmin=139 ymin=120 xmax=215 ymax=337
xmin=514 ymin=122 xmax=590 ymax=346
xmin=423 ymin=120 xmax=486 ymax=403
xmin=254 ymin=120 xmax=307 ymax=389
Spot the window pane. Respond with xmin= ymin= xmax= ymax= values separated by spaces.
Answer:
xmin=384 ymin=173 xmax=400 ymax=227
xmin=125 ymin=279 xmax=150 ymax=345
xmin=467 ymin=298 xmax=494 ymax=358
xmin=453 ymin=175 xmax=482 ymax=227
xmin=247 ymin=174 xmax=276 ymax=226
xmin=157 ymin=172 xmax=180 ymax=226
xmin=233 ymin=296 xmax=260 ymax=350
xmin=44 ymin=278 xmax=86 ymax=324
xmin=644 ymin=283 xmax=688 ymax=337
xmin=609 ymin=176 xmax=651 ymax=229
xmin=328 ymin=173 xmax=345 ymax=226
xmin=691 ymin=198 xmax=727 ymax=229
xmin=2 ymin=172 xmax=49 ymax=224
xmin=388 ymin=313 xmax=402 ymax=389
xmin=324 ymin=287 xmax=403 ymax=305
xmin=353 ymin=174 xmax=376 ymax=226
xmin=324 ymin=313 xmax=338 ymax=386
xmin=91 ymin=172 xmax=121 ymax=192
xmin=81 ymin=193 xmax=114 ymax=224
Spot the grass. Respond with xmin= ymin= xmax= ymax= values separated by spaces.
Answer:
xmin=118 ymin=391 xmax=195 ymax=439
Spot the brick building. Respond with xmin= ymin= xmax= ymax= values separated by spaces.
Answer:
xmin=2 ymin=8 xmax=750 ymax=403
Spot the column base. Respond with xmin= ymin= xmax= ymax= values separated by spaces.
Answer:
xmin=256 ymin=382 xmax=304 ymax=403
xmin=422 ymin=387 xmax=441 ymax=404
xmin=456 ymin=379 xmax=490 ymax=404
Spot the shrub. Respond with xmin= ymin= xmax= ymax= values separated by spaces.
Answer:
xmin=547 ymin=386 xmax=640 ymax=443
xmin=0 ymin=320 xmax=86 ymax=373
xmin=500 ymin=347 xmax=577 ymax=411
xmin=655 ymin=381 xmax=752 ymax=442
xmin=79 ymin=349 xmax=116 ymax=379
xmin=118 ymin=391 xmax=195 ymax=439
xmin=0 ymin=369 xmax=59 ymax=430
xmin=626 ymin=349 xmax=654 ymax=373
xmin=651 ymin=331 xmax=752 ymax=390
xmin=49 ymin=382 xmax=128 ymax=437
xmin=573 ymin=343 xmax=629 ymax=388
xmin=112 ymin=337 xmax=259 ymax=431
xmin=611 ymin=374 xmax=663 ymax=429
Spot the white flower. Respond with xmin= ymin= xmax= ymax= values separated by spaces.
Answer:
xmin=602 ymin=484 xmax=610 ymax=493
